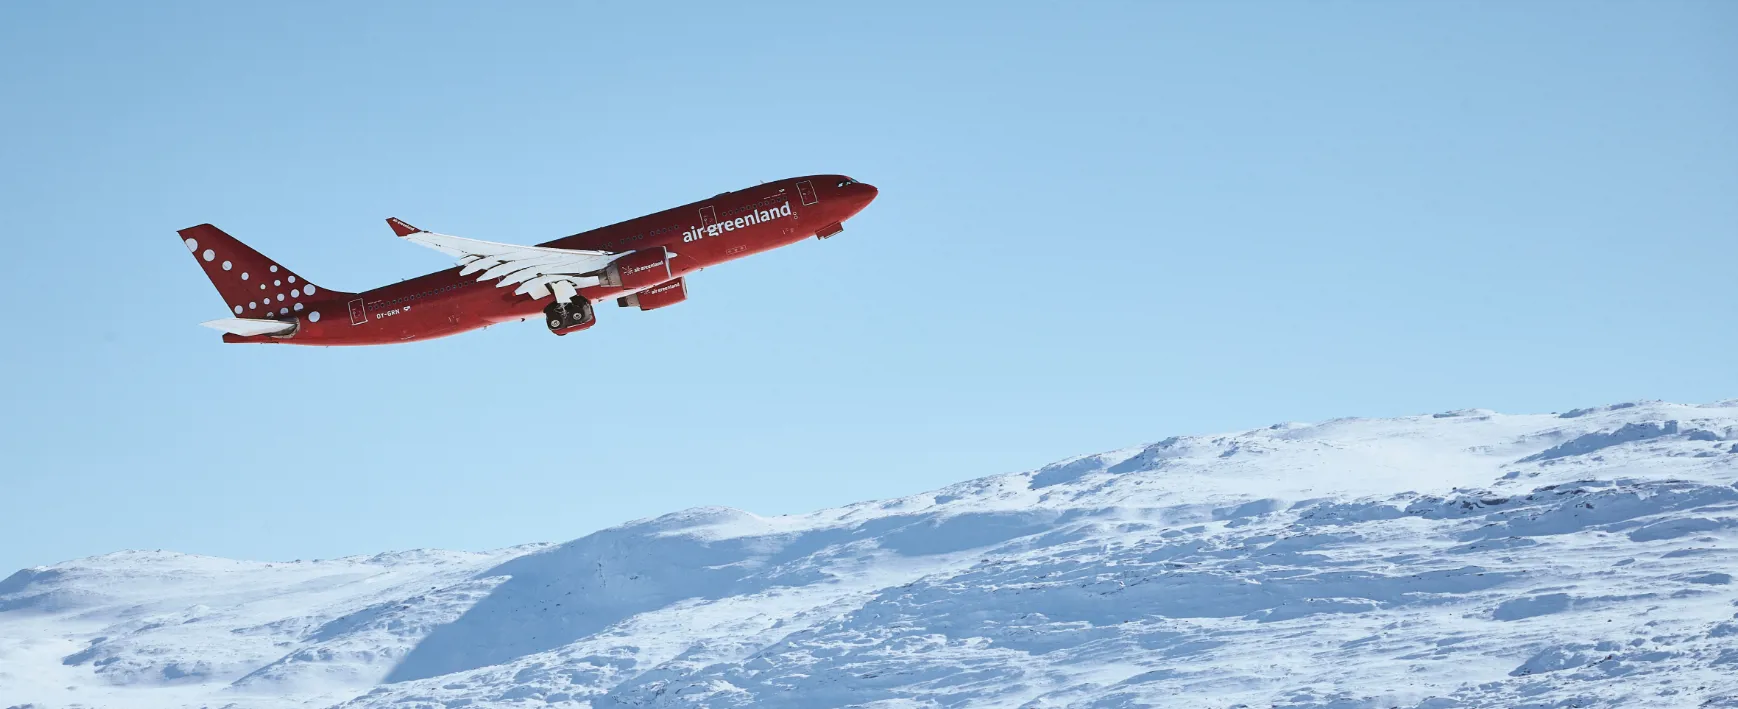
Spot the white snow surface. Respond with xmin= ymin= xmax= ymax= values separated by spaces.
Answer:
xmin=5 ymin=401 xmax=1738 ymax=709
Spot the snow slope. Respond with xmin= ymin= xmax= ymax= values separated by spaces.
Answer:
xmin=4 ymin=401 xmax=1737 ymax=709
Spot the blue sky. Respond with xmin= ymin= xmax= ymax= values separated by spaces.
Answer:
xmin=1 ymin=2 xmax=1733 ymax=573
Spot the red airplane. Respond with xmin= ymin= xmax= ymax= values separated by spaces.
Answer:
xmin=177 ymin=175 xmax=877 ymax=345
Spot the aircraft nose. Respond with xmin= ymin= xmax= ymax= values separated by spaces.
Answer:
xmin=855 ymin=183 xmax=878 ymax=210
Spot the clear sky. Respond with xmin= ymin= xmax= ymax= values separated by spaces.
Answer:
xmin=1 ymin=2 xmax=1734 ymax=573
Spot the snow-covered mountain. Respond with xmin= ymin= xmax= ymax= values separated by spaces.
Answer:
xmin=5 ymin=401 xmax=1738 ymax=709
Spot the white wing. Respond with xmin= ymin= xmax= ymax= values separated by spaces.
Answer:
xmin=385 ymin=217 xmax=618 ymax=299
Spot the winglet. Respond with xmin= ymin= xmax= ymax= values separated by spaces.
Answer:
xmin=386 ymin=217 xmax=423 ymax=237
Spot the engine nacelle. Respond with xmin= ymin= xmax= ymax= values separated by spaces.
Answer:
xmin=598 ymin=247 xmax=673 ymax=290
xmin=617 ymin=278 xmax=687 ymax=311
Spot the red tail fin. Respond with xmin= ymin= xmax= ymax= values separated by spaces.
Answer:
xmin=176 ymin=224 xmax=351 ymax=319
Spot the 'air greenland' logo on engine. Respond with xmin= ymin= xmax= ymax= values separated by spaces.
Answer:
xmin=684 ymin=202 xmax=791 ymax=243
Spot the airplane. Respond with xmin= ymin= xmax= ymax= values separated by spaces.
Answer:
xmin=176 ymin=175 xmax=878 ymax=345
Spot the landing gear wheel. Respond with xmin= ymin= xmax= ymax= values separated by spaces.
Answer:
xmin=566 ymin=299 xmax=594 ymax=327
xmin=544 ymin=302 xmax=570 ymax=333
xmin=544 ymin=298 xmax=594 ymax=334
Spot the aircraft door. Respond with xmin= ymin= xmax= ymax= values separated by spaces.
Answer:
xmin=797 ymin=180 xmax=818 ymax=206
xmin=348 ymin=297 xmax=368 ymax=325
xmin=699 ymin=205 xmax=717 ymax=228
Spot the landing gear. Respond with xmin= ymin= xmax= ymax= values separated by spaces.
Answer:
xmin=544 ymin=297 xmax=595 ymax=335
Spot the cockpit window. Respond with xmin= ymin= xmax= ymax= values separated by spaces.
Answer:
xmin=836 ymin=178 xmax=857 ymax=187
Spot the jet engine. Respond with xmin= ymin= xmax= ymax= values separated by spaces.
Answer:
xmin=617 ymin=278 xmax=687 ymax=311
xmin=597 ymin=247 xmax=674 ymax=290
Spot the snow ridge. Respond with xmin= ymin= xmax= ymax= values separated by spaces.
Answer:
xmin=3 ymin=401 xmax=1736 ymax=709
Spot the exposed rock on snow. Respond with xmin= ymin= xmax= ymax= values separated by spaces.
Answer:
xmin=3 ymin=401 xmax=1737 ymax=708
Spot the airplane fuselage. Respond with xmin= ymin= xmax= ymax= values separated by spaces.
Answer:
xmin=198 ymin=175 xmax=876 ymax=345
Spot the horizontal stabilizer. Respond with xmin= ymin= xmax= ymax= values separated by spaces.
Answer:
xmin=199 ymin=318 xmax=298 ymax=337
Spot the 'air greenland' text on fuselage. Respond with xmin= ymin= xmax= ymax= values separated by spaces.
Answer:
xmin=683 ymin=201 xmax=792 ymax=243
